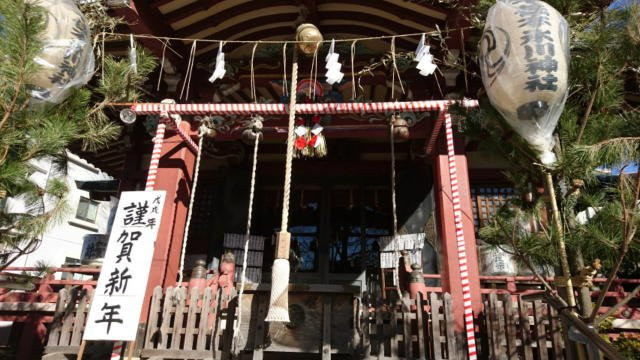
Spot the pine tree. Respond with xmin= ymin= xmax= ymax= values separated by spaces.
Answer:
xmin=458 ymin=0 xmax=640 ymax=327
xmin=0 ymin=0 xmax=156 ymax=270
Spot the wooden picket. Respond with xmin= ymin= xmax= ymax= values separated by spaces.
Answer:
xmin=365 ymin=292 xmax=460 ymax=360
xmin=482 ymin=293 xmax=567 ymax=360
xmin=141 ymin=285 xmax=224 ymax=360
xmin=43 ymin=287 xmax=93 ymax=358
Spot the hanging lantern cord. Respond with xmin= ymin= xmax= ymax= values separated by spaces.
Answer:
xmin=232 ymin=121 xmax=261 ymax=354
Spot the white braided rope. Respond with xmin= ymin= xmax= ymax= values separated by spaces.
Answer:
xmin=266 ymin=53 xmax=298 ymax=323
xmin=175 ymin=130 xmax=205 ymax=292
xmin=280 ymin=59 xmax=298 ymax=233
xmin=232 ymin=133 xmax=260 ymax=352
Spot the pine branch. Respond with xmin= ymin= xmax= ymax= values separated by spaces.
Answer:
xmin=575 ymin=75 xmax=599 ymax=144
xmin=588 ymin=161 xmax=640 ymax=322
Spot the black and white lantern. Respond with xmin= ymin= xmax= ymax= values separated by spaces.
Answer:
xmin=479 ymin=0 xmax=569 ymax=165
xmin=28 ymin=0 xmax=95 ymax=105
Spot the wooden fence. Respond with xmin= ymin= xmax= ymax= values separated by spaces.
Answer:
xmin=43 ymin=287 xmax=92 ymax=358
xmin=482 ymin=293 xmax=566 ymax=360
xmin=142 ymin=286 xmax=229 ymax=360
xmin=363 ymin=292 xmax=463 ymax=360
xmin=42 ymin=287 xmax=572 ymax=359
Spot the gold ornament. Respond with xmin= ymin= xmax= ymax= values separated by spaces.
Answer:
xmin=295 ymin=23 xmax=323 ymax=56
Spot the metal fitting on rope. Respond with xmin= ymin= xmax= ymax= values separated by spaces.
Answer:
xmin=242 ymin=115 xmax=264 ymax=144
xmin=195 ymin=115 xmax=218 ymax=138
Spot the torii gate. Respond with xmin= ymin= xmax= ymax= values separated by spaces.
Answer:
xmin=130 ymin=99 xmax=482 ymax=359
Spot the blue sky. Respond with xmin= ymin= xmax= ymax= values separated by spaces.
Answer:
xmin=609 ymin=0 xmax=639 ymax=9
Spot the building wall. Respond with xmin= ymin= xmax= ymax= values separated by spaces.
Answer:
xmin=4 ymin=152 xmax=117 ymax=269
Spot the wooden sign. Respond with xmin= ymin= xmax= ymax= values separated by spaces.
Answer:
xmin=83 ymin=191 xmax=166 ymax=341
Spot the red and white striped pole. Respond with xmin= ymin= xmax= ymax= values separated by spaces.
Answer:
xmin=442 ymin=108 xmax=477 ymax=360
xmin=145 ymin=114 xmax=167 ymax=191
xmin=111 ymin=340 xmax=123 ymax=359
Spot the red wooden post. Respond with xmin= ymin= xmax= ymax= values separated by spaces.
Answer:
xmin=433 ymin=125 xmax=482 ymax=332
xmin=139 ymin=120 xmax=196 ymax=322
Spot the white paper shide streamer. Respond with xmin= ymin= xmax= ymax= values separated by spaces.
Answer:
xmin=129 ymin=34 xmax=137 ymax=75
xmin=415 ymin=34 xmax=436 ymax=76
xmin=208 ymin=43 xmax=226 ymax=83
xmin=325 ymin=39 xmax=344 ymax=85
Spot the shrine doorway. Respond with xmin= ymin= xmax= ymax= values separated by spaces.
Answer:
xmin=184 ymin=141 xmax=439 ymax=299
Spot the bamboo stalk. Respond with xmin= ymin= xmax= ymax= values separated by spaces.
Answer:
xmin=545 ymin=172 xmax=576 ymax=308
xmin=77 ymin=340 xmax=87 ymax=360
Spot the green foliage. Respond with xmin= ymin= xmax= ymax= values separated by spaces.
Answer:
xmin=0 ymin=0 xmax=157 ymax=269
xmin=611 ymin=335 xmax=640 ymax=359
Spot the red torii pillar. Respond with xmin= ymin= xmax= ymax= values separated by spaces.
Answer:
xmin=139 ymin=120 xmax=196 ymax=322
xmin=433 ymin=122 xmax=483 ymax=333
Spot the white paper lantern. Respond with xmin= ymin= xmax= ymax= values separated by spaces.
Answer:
xmin=28 ymin=0 xmax=95 ymax=105
xmin=479 ymin=0 xmax=569 ymax=165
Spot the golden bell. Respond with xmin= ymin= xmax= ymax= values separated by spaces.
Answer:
xmin=295 ymin=23 xmax=323 ymax=55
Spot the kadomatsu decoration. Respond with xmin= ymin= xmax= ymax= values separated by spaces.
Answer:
xmin=28 ymin=0 xmax=95 ymax=105
xmin=479 ymin=0 xmax=569 ymax=165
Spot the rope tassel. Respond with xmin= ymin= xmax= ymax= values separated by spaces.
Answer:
xmin=266 ymin=258 xmax=291 ymax=322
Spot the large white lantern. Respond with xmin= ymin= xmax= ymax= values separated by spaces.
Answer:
xmin=28 ymin=0 xmax=95 ymax=105
xmin=479 ymin=0 xmax=569 ymax=165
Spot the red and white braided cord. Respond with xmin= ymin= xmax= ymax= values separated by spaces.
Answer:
xmin=145 ymin=118 xmax=166 ymax=191
xmin=131 ymin=100 xmax=478 ymax=115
